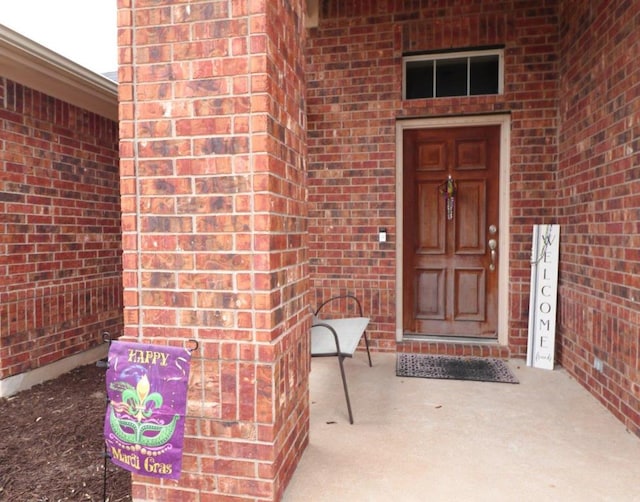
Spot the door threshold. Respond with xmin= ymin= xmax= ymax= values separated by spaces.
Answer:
xmin=403 ymin=333 xmax=500 ymax=345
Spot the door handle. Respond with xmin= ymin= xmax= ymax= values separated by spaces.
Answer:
xmin=488 ymin=239 xmax=497 ymax=271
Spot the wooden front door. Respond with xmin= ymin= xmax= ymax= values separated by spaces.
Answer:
xmin=403 ymin=126 xmax=500 ymax=338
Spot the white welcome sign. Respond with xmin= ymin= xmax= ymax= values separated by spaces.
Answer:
xmin=527 ymin=224 xmax=560 ymax=370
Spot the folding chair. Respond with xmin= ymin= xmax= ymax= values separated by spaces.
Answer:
xmin=311 ymin=294 xmax=372 ymax=424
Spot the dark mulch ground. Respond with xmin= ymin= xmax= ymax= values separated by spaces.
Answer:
xmin=0 ymin=363 xmax=131 ymax=501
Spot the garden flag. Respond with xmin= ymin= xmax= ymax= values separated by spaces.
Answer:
xmin=104 ymin=341 xmax=191 ymax=479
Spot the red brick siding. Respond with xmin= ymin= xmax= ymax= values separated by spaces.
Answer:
xmin=0 ymin=78 xmax=122 ymax=380
xmin=557 ymin=0 xmax=640 ymax=436
xmin=119 ymin=0 xmax=308 ymax=499
xmin=306 ymin=1 xmax=559 ymax=356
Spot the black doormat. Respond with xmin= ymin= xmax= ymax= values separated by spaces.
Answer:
xmin=396 ymin=354 xmax=519 ymax=384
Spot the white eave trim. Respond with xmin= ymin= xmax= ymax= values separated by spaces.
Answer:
xmin=0 ymin=24 xmax=117 ymax=121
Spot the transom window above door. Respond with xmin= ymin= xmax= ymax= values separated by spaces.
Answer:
xmin=403 ymin=49 xmax=504 ymax=100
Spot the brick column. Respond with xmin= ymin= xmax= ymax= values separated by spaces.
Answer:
xmin=118 ymin=1 xmax=309 ymax=499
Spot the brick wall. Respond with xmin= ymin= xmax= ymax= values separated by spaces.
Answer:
xmin=119 ymin=0 xmax=308 ymax=499
xmin=556 ymin=0 xmax=640 ymax=436
xmin=0 ymin=78 xmax=122 ymax=381
xmin=306 ymin=1 xmax=559 ymax=355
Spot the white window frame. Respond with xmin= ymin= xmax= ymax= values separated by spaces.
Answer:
xmin=402 ymin=48 xmax=504 ymax=100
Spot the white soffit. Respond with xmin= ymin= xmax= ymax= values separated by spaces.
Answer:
xmin=0 ymin=24 xmax=117 ymax=121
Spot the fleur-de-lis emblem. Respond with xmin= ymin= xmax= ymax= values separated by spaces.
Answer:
xmin=121 ymin=374 xmax=163 ymax=422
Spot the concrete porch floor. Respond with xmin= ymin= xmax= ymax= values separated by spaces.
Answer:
xmin=283 ymin=352 xmax=640 ymax=502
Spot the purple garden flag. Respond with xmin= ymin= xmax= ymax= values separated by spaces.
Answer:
xmin=104 ymin=341 xmax=191 ymax=479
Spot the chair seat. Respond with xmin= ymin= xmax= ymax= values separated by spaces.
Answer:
xmin=311 ymin=317 xmax=370 ymax=357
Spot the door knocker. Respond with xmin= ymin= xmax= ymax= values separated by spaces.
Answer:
xmin=439 ymin=175 xmax=457 ymax=221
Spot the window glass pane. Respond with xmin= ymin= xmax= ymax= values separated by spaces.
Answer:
xmin=435 ymin=58 xmax=467 ymax=97
xmin=404 ymin=50 xmax=502 ymax=100
xmin=470 ymin=55 xmax=499 ymax=95
xmin=405 ymin=60 xmax=434 ymax=99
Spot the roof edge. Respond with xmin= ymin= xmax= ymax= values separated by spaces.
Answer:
xmin=0 ymin=24 xmax=117 ymax=121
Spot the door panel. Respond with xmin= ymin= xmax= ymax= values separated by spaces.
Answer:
xmin=403 ymin=126 xmax=500 ymax=338
xmin=416 ymin=268 xmax=445 ymax=319
xmin=455 ymin=180 xmax=485 ymax=253
xmin=454 ymin=268 xmax=485 ymax=320
xmin=418 ymin=142 xmax=447 ymax=171
xmin=417 ymin=181 xmax=445 ymax=253
xmin=456 ymin=138 xmax=487 ymax=169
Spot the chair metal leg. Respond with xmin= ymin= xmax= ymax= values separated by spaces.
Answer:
xmin=363 ymin=331 xmax=372 ymax=367
xmin=337 ymin=355 xmax=354 ymax=424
